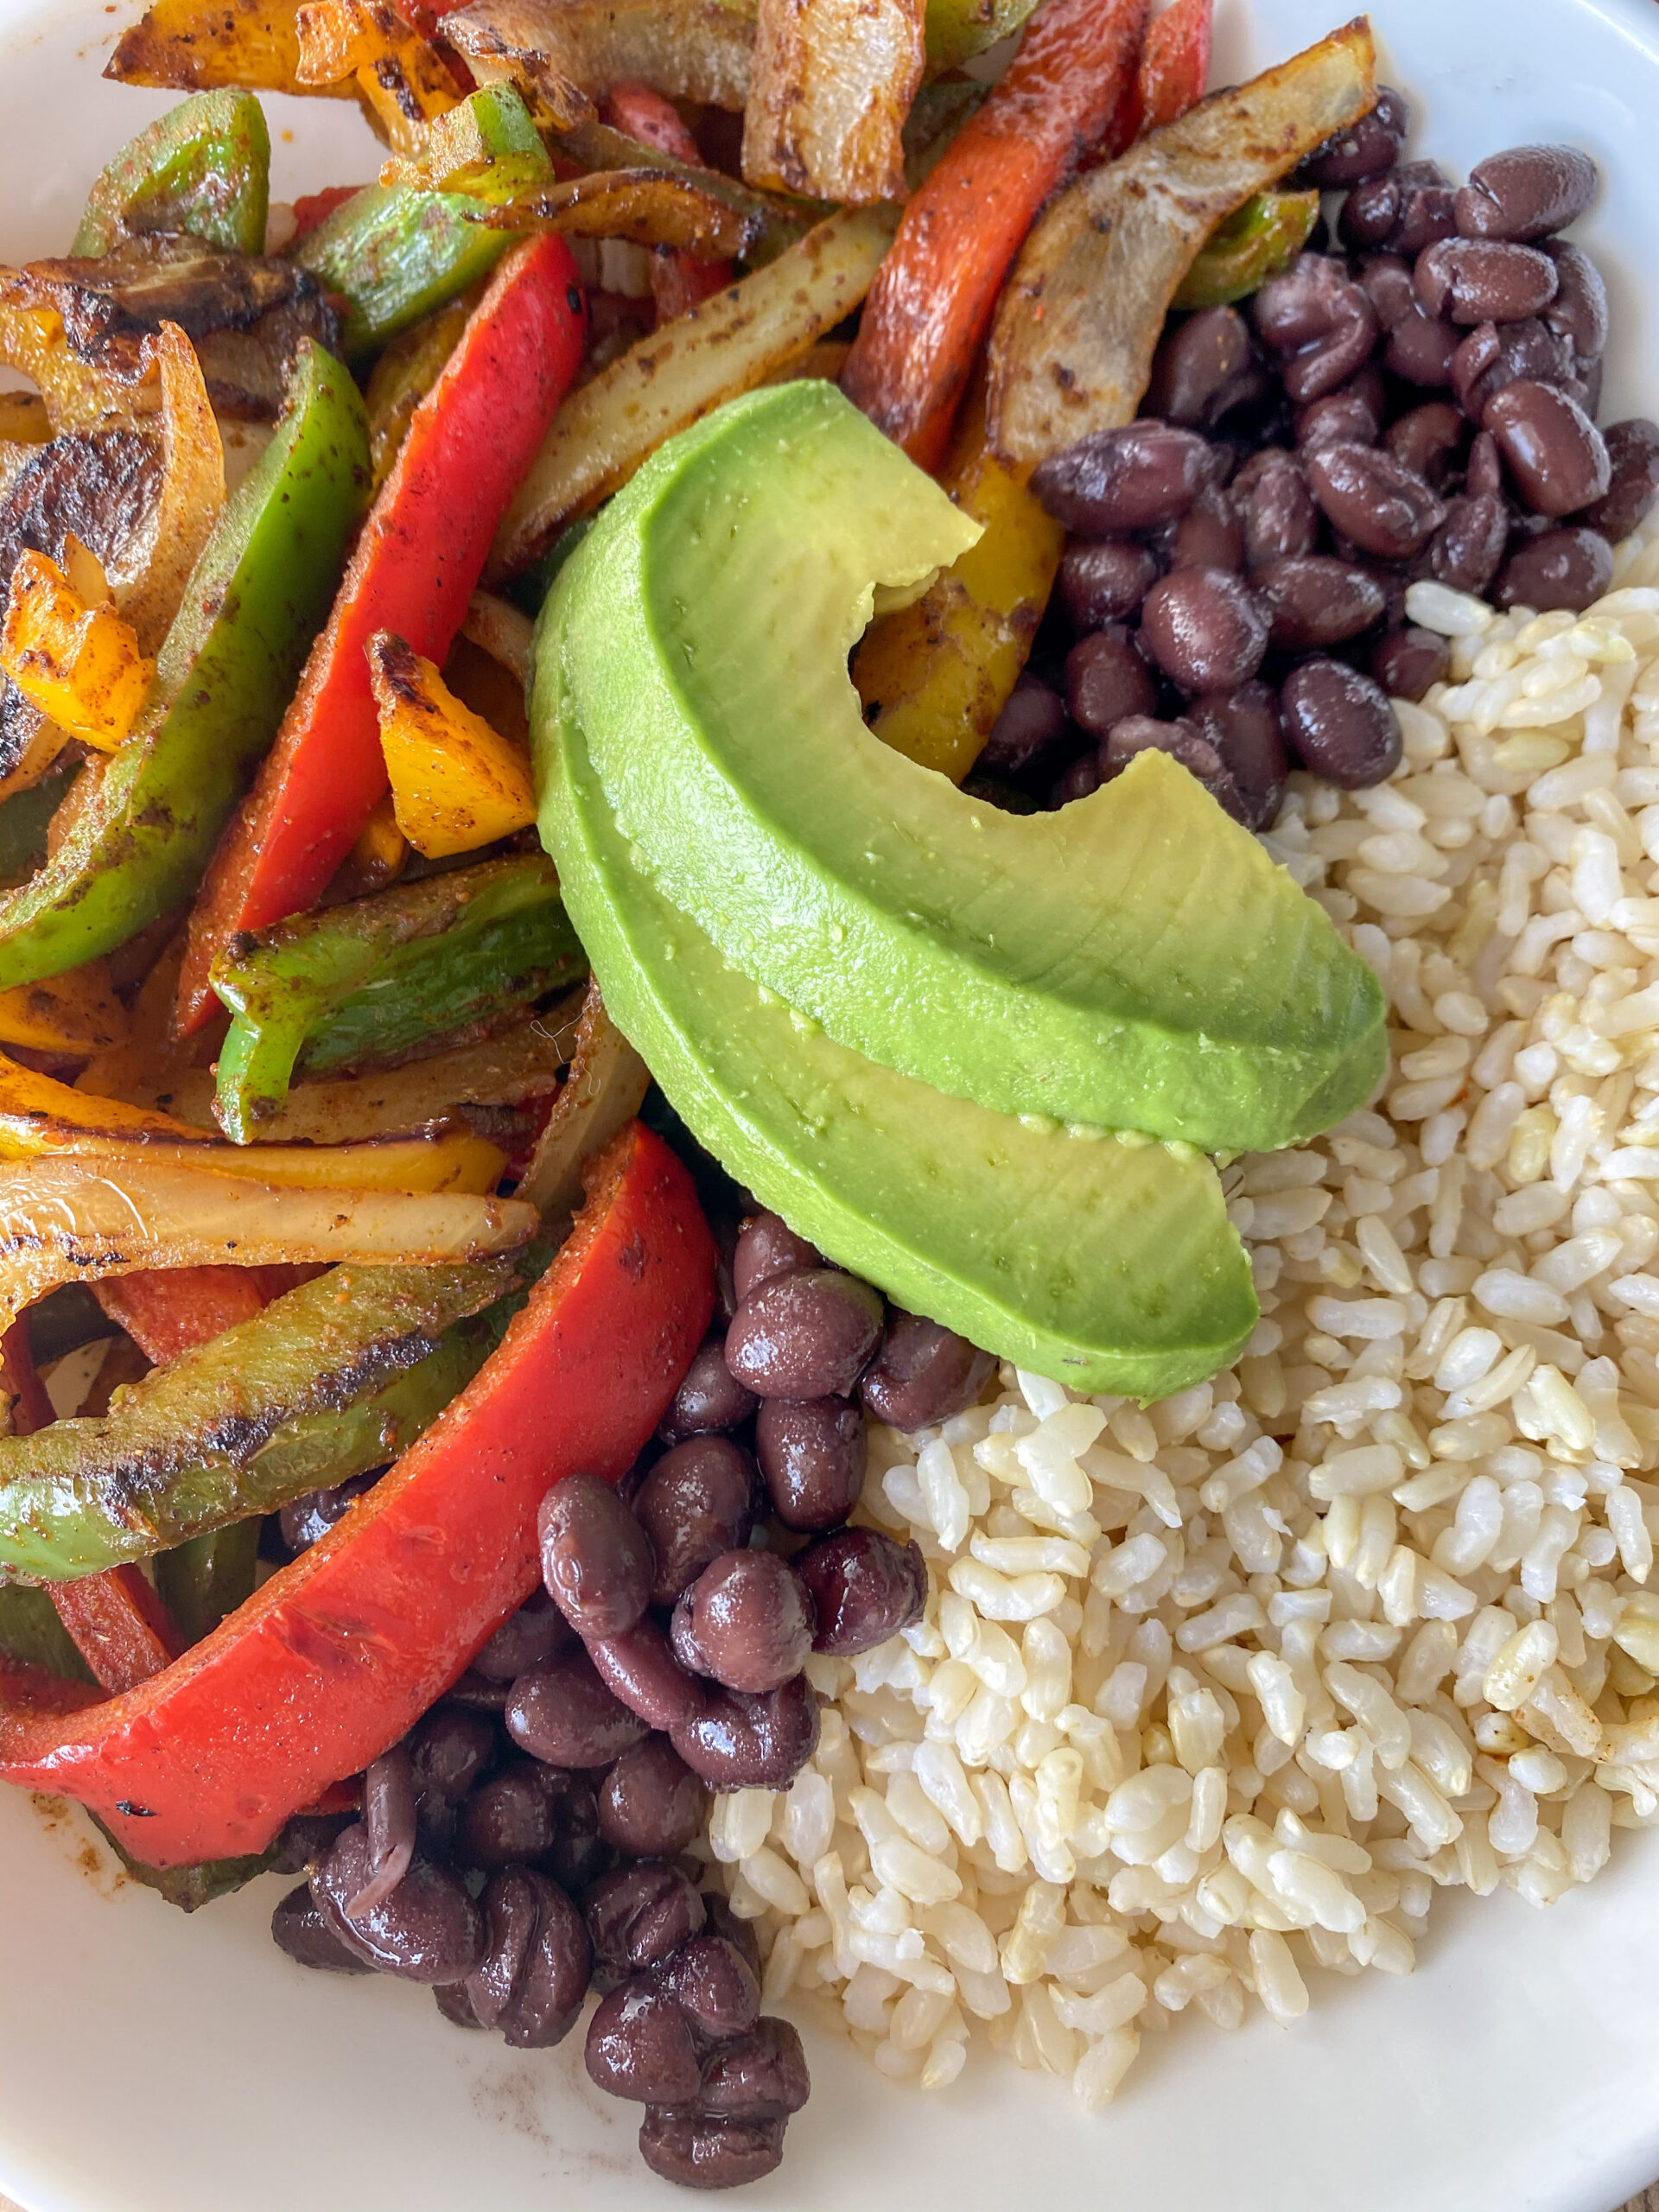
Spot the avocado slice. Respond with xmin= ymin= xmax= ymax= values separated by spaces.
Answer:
xmin=558 ymin=380 xmax=1384 ymax=1154
xmin=533 ymin=648 xmax=1258 ymax=1398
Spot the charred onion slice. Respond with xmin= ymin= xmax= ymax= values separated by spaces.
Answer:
xmin=515 ymin=981 xmax=649 ymax=1218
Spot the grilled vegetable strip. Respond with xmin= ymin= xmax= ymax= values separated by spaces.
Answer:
xmin=602 ymin=82 xmax=734 ymax=321
xmin=72 ymin=89 xmax=272 ymax=259
xmin=1117 ymin=0 xmax=1211 ymax=145
xmin=491 ymin=207 xmax=895 ymax=575
xmin=0 ymin=963 xmax=128 ymax=1054
xmin=370 ymin=634 xmax=538 ymax=856
xmin=210 ymin=855 xmax=582 ymax=1141
xmin=742 ymin=0 xmax=925 ymax=204
xmin=49 ymin=1569 xmax=185 ymax=1693
xmin=0 ymin=1260 xmax=515 ymax=1580
xmin=153 ymin=1523 xmax=261 ymax=1648
xmin=840 ymin=0 xmax=1150 ymax=473
xmin=0 ymin=1586 xmax=91 ymax=1682
xmin=1172 ymin=188 xmax=1321 ymax=308
xmin=852 ymin=394 xmax=1063 ymax=780
xmin=0 ymin=1157 xmax=536 ymax=1333
xmin=107 ymin=0 xmax=369 ymax=102
xmin=177 ymin=238 xmax=585 ymax=1033
xmin=438 ymin=0 xmax=755 ymax=124
xmin=988 ymin=22 xmax=1377 ymax=462
xmin=94 ymin=1267 xmax=275 ymax=1362
xmin=383 ymin=79 xmax=552 ymax=199
xmin=0 ymin=1122 xmax=714 ymax=1866
xmin=296 ymin=0 xmax=465 ymax=156
xmin=289 ymin=185 xmax=513 ymax=359
xmin=0 ymin=341 xmax=369 ymax=993
xmin=515 ymin=982 xmax=649 ymax=1217
xmin=1 ymin=550 xmax=153 ymax=752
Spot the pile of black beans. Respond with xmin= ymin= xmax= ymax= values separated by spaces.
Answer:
xmin=976 ymin=103 xmax=1659 ymax=830
xmin=270 ymin=1208 xmax=993 ymax=2190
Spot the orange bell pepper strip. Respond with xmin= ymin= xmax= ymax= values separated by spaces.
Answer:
xmin=1113 ymin=0 xmax=1212 ymax=149
xmin=92 ymin=1265 xmax=274 ymax=1363
xmin=0 ymin=1121 xmax=715 ymax=1866
xmin=175 ymin=233 xmax=588 ymax=1034
xmin=840 ymin=0 xmax=1149 ymax=473
xmin=601 ymin=82 xmax=734 ymax=323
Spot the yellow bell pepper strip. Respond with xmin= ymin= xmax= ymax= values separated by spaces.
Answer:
xmin=72 ymin=89 xmax=272 ymax=260
xmin=209 ymin=853 xmax=585 ymax=1141
xmin=1172 ymin=189 xmax=1322 ymax=309
xmin=363 ymin=294 xmax=474 ymax=491
xmin=0 ymin=549 xmax=154 ymax=752
xmin=852 ymin=397 xmax=1062 ymax=782
xmin=296 ymin=0 xmax=465 ymax=156
xmin=369 ymin=631 xmax=536 ymax=856
xmin=342 ymin=791 xmax=411 ymax=889
xmin=0 ymin=961 xmax=130 ymax=1055
xmin=0 ymin=340 xmax=370 ymax=993
xmin=0 ymin=1120 xmax=714 ymax=1868
xmin=0 ymin=1258 xmax=518 ymax=1582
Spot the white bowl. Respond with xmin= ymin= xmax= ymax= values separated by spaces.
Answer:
xmin=3 ymin=3 xmax=1659 ymax=2207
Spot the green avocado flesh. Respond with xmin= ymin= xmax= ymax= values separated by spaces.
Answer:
xmin=535 ymin=656 xmax=1258 ymax=1396
xmin=558 ymin=380 xmax=1385 ymax=1153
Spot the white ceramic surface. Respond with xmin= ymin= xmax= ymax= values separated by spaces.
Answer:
xmin=2 ymin=3 xmax=1659 ymax=2207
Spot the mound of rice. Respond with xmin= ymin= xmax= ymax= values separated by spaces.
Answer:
xmin=698 ymin=530 xmax=1659 ymax=2110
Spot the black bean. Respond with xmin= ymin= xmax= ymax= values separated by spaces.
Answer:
xmin=1296 ymin=377 xmax=1383 ymax=451
xmin=1338 ymin=171 xmax=1404 ymax=251
xmin=755 ymin=1396 xmax=866 ymax=1531
xmin=1236 ymin=450 xmax=1319 ymax=569
xmin=701 ymin=1895 xmax=763 ymax=1982
xmin=725 ymin=1269 xmax=884 ymax=1401
xmin=659 ymin=1336 xmax=759 ymax=1445
xmin=671 ymin=1676 xmax=821 ymax=1792
xmin=1138 ymin=566 xmax=1269 ymax=692
xmin=1357 ymin=251 xmax=1416 ymax=330
xmin=1102 ymin=715 xmax=1242 ymax=819
xmin=1031 ymin=422 xmax=1217 ymax=535
xmin=860 ymin=1311 xmax=992 ymax=1432
xmin=1166 ymin=484 xmax=1243 ymax=572
xmin=1254 ymin=556 xmax=1386 ymax=651
xmin=1049 ymin=752 xmax=1103 ymax=808
xmin=442 ymin=1670 xmax=511 ymax=1712
xmin=587 ymin=1977 xmax=705 ymax=2105
xmin=1185 ymin=682 xmax=1288 ymax=831
xmin=794 ymin=1528 xmax=928 ymax=1657
xmin=1370 ymin=625 xmax=1450 ymax=702
xmin=638 ymin=2110 xmax=786 ymax=2190
xmin=1485 ymin=380 xmax=1611 ymax=516
xmin=1057 ymin=542 xmax=1160 ymax=632
xmin=1579 ymin=418 xmax=1659 ymax=542
xmin=1386 ymin=164 xmax=1459 ymax=257
xmin=698 ymin=2018 xmax=811 ymax=2122
xmin=1543 ymin=240 xmax=1609 ymax=363
xmin=588 ymin=1615 xmax=709 ymax=1731
xmin=1298 ymin=85 xmax=1408 ymax=187
xmin=272 ymin=1882 xmax=374 ymax=1974
xmin=1064 ymin=625 xmax=1158 ymax=736
xmin=599 ymin=1735 xmax=709 ymax=1859
xmin=732 ymin=1213 xmax=820 ymax=1305
xmin=409 ymin=1707 xmax=499 ymax=1808
xmin=277 ymin=1473 xmax=376 ymax=1555
xmin=1451 ymin=318 xmax=1576 ymax=425
xmin=1306 ymin=442 xmax=1445 ymax=559
xmin=435 ymin=1981 xmax=486 ymax=2029
xmin=673 ymin=1551 xmax=815 ymax=1694
xmin=634 ymin=1436 xmax=758 ymax=1608
xmin=270 ymin=1813 xmax=352 ymax=1876
xmin=506 ymin=1644 xmax=652 ymax=1769
xmin=538 ymin=1471 xmax=655 ymax=1640
xmin=1467 ymin=430 xmax=1503 ymax=499
xmin=311 ymin=1828 xmax=484 ymax=1984
xmin=586 ymin=1862 xmax=707 ymax=1984
xmin=455 ymin=1761 xmax=560 ymax=1873
xmin=471 ymin=1586 xmax=575 ymax=1683
xmin=1456 ymin=144 xmax=1598 ymax=245
xmin=978 ymin=673 xmax=1071 ymax=775
xmin=1280 ymin=660 xmax=1402 ymax=788
xmin=348 ymin=1745 xmax=418 ymax=1916
xmin=1144 ymin=305 xmax=1260 ymax=427
xmin=1251 ymin=256 xmax=1377 ymax=404
xmin=661 ymin=1932 xmax=760 ymax=2046
xmin=1384 ymin=401 xmax=1466 ymax=486
xmin=1385 ymin=304 xmax=1459 ymax=388
xmin=465 ymin=1866 xmax=591 ymax=2049
xmin=1493 ymin=525 xmax=1613 ymax=613
xmin=1425 ymin=492 xmax=1509 ymax=596
xmin=1414 ymin=238 xmax=1558 ymax=327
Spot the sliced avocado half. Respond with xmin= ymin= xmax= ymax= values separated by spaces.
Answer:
xmin=533 ymin=645 xmax=1258 ymax=1398
xmin=558 ymin=379 xmax=1385 ymax=1154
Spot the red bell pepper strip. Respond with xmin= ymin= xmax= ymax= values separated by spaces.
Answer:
xmin=1112 ymin=0 xmax=1212 ymax=150
xmin=93 ymin=1266 xmax=272 ymax=1363
xmin=3 ymin=1316 xmax=186 ymax=1691
xmin=0 ymin=1121 xmax=715 ymax=1866
xmin=840 ymin=0 xmax=1149 ymax=473
xmin=601 ymin=83 xmax=734 ymax=325
xmin=175 ymin=234 xmax=588 ymax=1033
xmin=290 ymin=183 xmax=365 ymax=243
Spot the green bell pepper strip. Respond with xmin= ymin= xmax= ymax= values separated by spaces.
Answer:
xmin=91 ymin=1814 xmax=278 ymax=1912
xmin=211 ymin=854 xmax=586 ymax=1142
xmin=152 ymin=1522 xmax=260 ymax=1647
xmin=0 ymin=763 xmax=78 ymax=892
xmin=0 ymin=340 xmax=370 ymax=992
xmin=292 ymin=87 xmax=554 ymax=359
xmin=1173 ymin=190 xmax=1322 ymax=309
xmin=72 ymin=90 xmax=271 ymax=261
xmin=0 ymin=1585 xmax=93 ymax=1682
xmin=0 ymin=1261 xmax=516 ymax=1582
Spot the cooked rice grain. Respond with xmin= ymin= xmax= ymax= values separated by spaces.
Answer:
xmin=704 ymin=527 xmax=1659 ymax=2108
